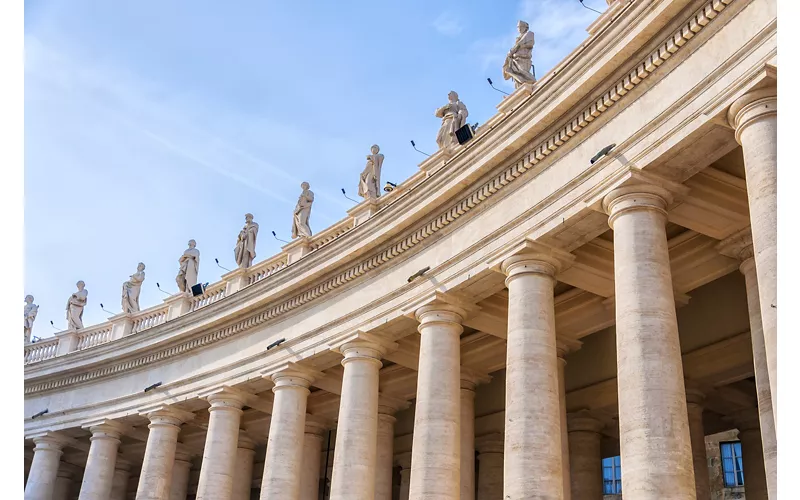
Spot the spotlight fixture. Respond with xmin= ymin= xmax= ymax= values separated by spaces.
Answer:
xmin=144 ymin=382 xmax=163 ymax=393
xmin=156 ymin=283 xmax=171 ymax=296
xmin=272 ymin=231 xmax=290 ymax=244
xmin=407 ymin=266 xmax=431 ymax=283
xmin=384 ymin=182 xmax=397 ymax=193
xmin=410 ymin=140 xmax=430 ymax=157
xmin=590 ymin=144 xmax=616 ymax=164
xmin=215 ymin=258 xmax=231 ymax=273
xmin=267 ymin=338 xmax=286 ymax=350
xmin=487 ymin=78 xmax=510 ymax=96
xmin=31 ymin=409 xmax=49 ymax=419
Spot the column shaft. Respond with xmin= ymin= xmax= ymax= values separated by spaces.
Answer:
xmin=557 ymin=350 xmax=572 ymax=500
xmin=232 ymin=439 xmax=255 ymax=500
xmin=686 ymin=391 xmax=711 ymax=500
xmin=741 ymin=258 xmax=778 ymax=498
xmin=169 ymin=455 xmax=192 ymax=500
xmin=24 ymin=435 xmax=67 ymax=500
xmin=475 ymin=436 xmax=504 ymax=500
xmin=196 ymin=392 xmax=245 ymax=500
xmin=137 ymin=409 xmax=191 ymax=500
xmin=330 ymin=342 xmax=384 ymax=500
xmin=111 ymin=463 xmax=131 ymax=500
xmin=740 ymin=428 xmax=769 ymax=500
xmin=730 ymin=90 xmax=778 ymax=429
xmin=567 ymin=413 xmax=603 ymax=500
xmin=375 ymin=412 xmax=397 ymax=500
xmin=300 ymin=428 xmax=325 ymax=500
xmin=502 ymin=255 xmax=564 ymax=498
xmin=260 ymin=370 xmax=313 ymax=500
xmin=460 ymin=380 xmax=476 ymax=500
xmin=53 ymin=470 xmax=73 ymax=500
xmin=604 ymin=187 xmax=695 ymax=498
xmin=396 ymin=453 xmax=412 ymax=500
xmin=78 ymin=423 xmax=123 ymax=500
xmin=408 ymin=305 xmax=463 ymax=499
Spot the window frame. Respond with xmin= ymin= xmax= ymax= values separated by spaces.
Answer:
xmin=720 ymin=441 xmax=745 ymax=488
xmin=602 ymin=455 xmax=622 ymax=495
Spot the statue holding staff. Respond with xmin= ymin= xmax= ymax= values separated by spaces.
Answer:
xmin=234 ymin=213 xmax=259 ymax=268
xmin=503 ymin=20 xmax=536 ymax=88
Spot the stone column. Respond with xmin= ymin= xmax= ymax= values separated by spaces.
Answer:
xmin=557 ymin=340 xmax=580 ymax=500
xmin=475 ymin=434 xmax=504 ymax=500
xmin=395 ymin=453 xmax=412 ymax=500
xmin=300 ymin=419 xmax=326 ymax=500
xmin=52 ymin=469 xmax=74 ymax=500
xmin=460 ymin=369 xmax=488 ymax=500
xmin=736 ymin=410 xmax=768 ymax=500
xmin=232 ymin=435 xmax=256 ymax=500
xmin=603 ymin=185 xmax=695 ymax=497
xmin=169 ymin=453 xmax=193 ymax=500
xmin=728 ymin=88 xmax=778 ymax=429
xmin=719 ymin=230 xmax=777 ymax=499
xmin=375 ymin=397 xmax=406 ymax=500
xmin=260 ymin=366 xmax=316 ymax=500
xmin=685 ymin=386 xmax=711 ymax=500
xmin=501 ymin=246 xmax=572 ymax=499
xmin=79 ymin=421 xmax=125 ymax=500
xmin=409 ymin=303 xmax=465 ymax=499
xmin=24 ymin=433 xmax=71 ymax=500
xmin=330 ymin=337 xmax=393 ymax=500
xmin=567 ymin=411 xmax=603 ymax=500
xmin=111 ymin=460 xmax=132 ymax=500
xmin=136 ymin=407 xmax=194 ymax=499
xmin=196 ymin=389 xmax=247 ymax=500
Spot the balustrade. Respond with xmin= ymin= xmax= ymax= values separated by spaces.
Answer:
xmin=189 ymin=282 xmax=227 ymax=312
xmin=246 ymin=254 xmax=289 ymax=286
xmin=131 ymin=306 xmax=169 ymax=334
xmin=24 ymin=338 xmax=59 ymax=364
xmin=76 ymin=325 xmax=114 ymax=351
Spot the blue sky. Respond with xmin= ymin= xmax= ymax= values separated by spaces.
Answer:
xmin=24 ymin=0 xmax=603 ymax=338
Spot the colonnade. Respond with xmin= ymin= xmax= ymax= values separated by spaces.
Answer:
xmin=25 ymin=89 xmax=777 ymax=500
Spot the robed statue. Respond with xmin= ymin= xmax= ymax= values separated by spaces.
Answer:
xmin=66 ymin=281 xmax=88 ymax=330
xmin=121 ymin=262 xmax=146 ymax=314
xmin=435 ymin=91 xmax=469 ymax=150
xmin=24 ymin=295 xmax=39 ymax=343
xmin=292 ymin=182 xmax=314 ymax=239
xmin=234 ymin=213 xmax=259 ymax=269
xmin=358 ymin=145 xmax=384 ymax=200
xmin=503 ymin=21 xmax=536 ymax=88
xmin=176 ymin=240 xmax=200 ymax=293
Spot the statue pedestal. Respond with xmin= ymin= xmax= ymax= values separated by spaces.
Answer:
xmin=496 ymin=82 xmax=535 ymax=115
xmin=418 ymin=147 xmax=458 ymax=176
xmin=109 ymin=313 xmax=134 ymax=340
xmin=163 ymin=292 xmax=192 ymax=321
xmin=222 ymin=267 xmax=249 ymax=296
xmin=282 ymin=237 xmax=313 ymax=264
xmin=55 ymin=330 xmax=80 ymax=356
xmin=347 ymin=198 xmax=381 ymax=226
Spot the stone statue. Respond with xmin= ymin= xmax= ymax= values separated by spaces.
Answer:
xmin=358 ymin=145 xmax=384 ymax=200
xmin=234 ymin=213 xmax=259 ymax=269
xmin=66 ymin=281 xmax=88 ymax=330
xmin=435 ymin=91 xmax=469 ymax=150
xmin=176 ymin=239 xmax=200 ymax=293
xmin=291 ymin=182 xmax=314 ymax=239
xmin=24 ymin=295 xmax=39 ymax=343
xmin=121 ymin=262 xmax=146 ymax=314
xmin=503 ymin=21 xmax=536 ymax=88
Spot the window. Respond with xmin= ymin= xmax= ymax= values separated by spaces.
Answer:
xmin=720 ymin=441 xmax=745 ymax=487
xmin=603 ymin=455 xmax=622 ymax=494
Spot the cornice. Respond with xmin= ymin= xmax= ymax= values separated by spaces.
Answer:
xmin=25 ymin=0 xmax=737 ymax=396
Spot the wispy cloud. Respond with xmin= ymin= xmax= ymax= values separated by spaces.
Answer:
xmin=432 ymin=11 xmax=465 ymax=37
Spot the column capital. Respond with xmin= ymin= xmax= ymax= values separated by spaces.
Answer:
xmin=114 ymin=457 xmax=133 ymax=472
xmin=81 ymin=418 xmax=128 ymax=441
xmin=264 ymin=362 xmax=322 ymax=391
xmin=28 ymin=431 xmax=75 ymax=452
xmin=603 ymin=183 xmax=676 ymax=228
xmin=556 ymin=336 xmax=582 ymax=359
xmin=403 ymin=290 xmax=479 ymax=323
xmin=475 ymin=433 xmax=504 ymax=454
xmin=237 ymin=432 xmax=257 ymax=451
xmin=174 ymin=451 xmax=193 ymax=463
xmin=684 ymin=380 xmax=707 ymax=406
xmin=460 ymin=366 xmax=491 ymax=391
xmin=727 ymin=87 xmax=777 ymax=143
xmin=332 ymin=331 xmax=398 ymax=363
xmin=567 ymin=410 xmax=604 ymax=433
xmin=717 ymin=226 xmax=754 ymax=262
xmin=56 ymin=468 xmax=74 ymax=479
xmin=394 ymin=451 xmax=412 ymax=469
xmin=198 ymin=386 xmax=248 ymax=411
xmin=497 ymin=239 xmax=575 ymax=281
xmin=139 ymin=404 xmax=195 ymax=427
xmin=304 ymin=415 xmax=331 ymax=436
xmin=729 ymin=408 xmax=761 ymax=432
xmin=378 ymin=393 xmax=410 ymax=416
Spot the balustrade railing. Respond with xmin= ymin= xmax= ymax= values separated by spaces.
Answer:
xmin=189 ymin=282 xmax=227 ymax=312
xmin=131 ymin=306 xmax=169 ymax=334
xmin=247 ymin=254 xmax=289 ymax=286
xmin=76 ymin=324 xmax=114 ymax=351
xmin=309 ymin=219 xmax=355 ymax=251
xmin=24 ymin=338 xmax=59 ymax=364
